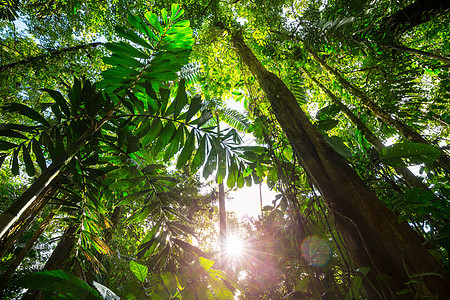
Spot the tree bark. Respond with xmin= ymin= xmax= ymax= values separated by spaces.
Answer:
xmin=231 ymin=31 xmax=449 ymax=299
xmin=382 ymin=0 xmax=450 ymax=36
xmin=304 ymin=70 xmax=428 ymax=190
xmin=308 ymin=49 xmax=450 ymax=173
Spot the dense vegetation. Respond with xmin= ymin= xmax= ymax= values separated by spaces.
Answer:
xmin=0 ymin=0 xmax=449 ymax=299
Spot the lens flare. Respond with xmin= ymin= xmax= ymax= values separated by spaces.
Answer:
xmin=301 ymin=235 xmax=331 ymax=267
xmin=225 ymin=234 xmax=244 ymax=258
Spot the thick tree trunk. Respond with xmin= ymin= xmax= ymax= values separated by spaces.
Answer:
xmin=304 ymin=70 xmax=428 ymax=190
xmin=0 ymin=206 xmax=58 ymax=293
xmin=382 ymin=0 xmax=450 ymax=36
xmin=232 ymin=31 xmax=449 ymax=299
xmin=0 ymin=113 xmax=113 ymax=240
xmin=309 ymin=49 xmax=450 ymax=173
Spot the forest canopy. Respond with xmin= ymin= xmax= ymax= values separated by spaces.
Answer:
xmin=0 ymin=0 xmax=449 ymax=299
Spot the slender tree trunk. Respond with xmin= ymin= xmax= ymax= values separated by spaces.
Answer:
xmin=379 ymin=43 xmax=450 ymax=64
xmin=0 ymin=113 xmax=114 ymax=240
xmin=231 ymin=31 xmax=449 ymax=299
xmin=304 ymin=70 xmax=428 ymax=189
xmin=0 ymin=42 xmax=103 ymax=73
xmin=22 ymin=224 xmax=79 ymax=300
xmin=216 ymin=114 xmax=227 ymax=265
xmin=0 ymin=206 xmax=58 ymax=293
xmin=0 ymin=184 xmax=56 ymax=259
xmin=382 ymin=0 xmax=450 ymax=36
xmin=308 ymin=49 xmax=450 ymax=173
xmin=218 ymin=182 xmax=226 ymax=263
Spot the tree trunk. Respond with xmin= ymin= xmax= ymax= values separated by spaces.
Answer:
xmin=304 ymin=70 xmax=428 ymax=190
xmin=231 ymin=31 xmax=449 ymax=299
xmin=0 ymin=206 xmax=58 ymax=293
xmin=0 ymin=42 xmax=103 ymax=73
xmin=379 ymin=43 xmax=450 ymax=64
xmin=218 ymin=182 xmax=226 ymax=265
xmin=216 ymin=115 xmax=227 ymax=266
xmin=382 ymin=0 xmax=450 ymax=36
xmin=308 ymin=49 xmax=450 ymax=173
xmin=0 ymin=184 xmax=56 ymax=259
xmin=0 ymin=112 xmax=114 ymax=240
xmin=22 ymin=224 xmax=79 ymax=300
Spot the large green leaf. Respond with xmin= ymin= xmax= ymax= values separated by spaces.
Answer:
xmin=16 ymin=270 xmax=101 ymax=299
xmin=129 ymin=260 xmax=148 ymax=283
xmin=380 ymin=142 xmax=442 ymax=167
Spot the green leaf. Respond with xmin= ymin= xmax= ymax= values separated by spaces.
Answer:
xmin=177 ymin=129 xmax=195 ymax=168
xmin=203 ymin=144 xmax=217 ymax=179
xmin=32 ymin=138 xmax=46 ymax=171
xmin=164 ymin=126 xmax=184 ymax=161
xmin=198 ymin=257 xmax=215 ymax=271
xmin=316 ymin=119 xmax=338 ymax=132
xmin=380 ymin=143 xmax=442 ymax=167
xmin=11 ymin=148 xmax=19 ymax=175
xmin=197 ymin=110 xmax=213 ymax=127
xmin=143 ymin=118 xmax=163 ymax=145
xmin=2 ymin=103 xmax=50 ymax=127
xmin=170 ymin=4 xmax=183 ymax=21
xmin=16 ymin=270 xmax=101 ymax=299
xmin=173 ymin=79 xmax=188 ymax=118
xmin=159 ymin=87 xmax=170 ymax=114
xmin=129 ymin=260 xmax=148 ymax=283
xmin=316 ymin=104 xmax=340 ymax=120
xmin=324 ymin=135 xmax=353 ymax=160
xmin=144 ymin=12 xmax=163 ymax=35
xmin=114 ymin=25 xmax=153 ymax=49
xmin=186 ymin=95 xmax=202 ymax=122
xmin=105 ymin=42 xmax=150 ymax=59
xmin=154 ymin=121 xmax=176 ymax=155
xmin=191 ymin=134 xmax=206 ymax=172
xmin=117 ymin=189 xmax=152 ymax=206
xmin=22 ymin=144 xmax=35 ymax=177
xmin=0 ymin=140 xmax=18 ymax=151
xmin=0 ymin=129 xmax=27 ymax=140
xmin=42 ymin=88 xmax=70 ymax=118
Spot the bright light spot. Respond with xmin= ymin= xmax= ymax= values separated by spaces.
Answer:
xmin=225 ymin=234 xmax=244 ymax=258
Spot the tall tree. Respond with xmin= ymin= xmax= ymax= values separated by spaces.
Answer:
xmin=228 ymin=28 xmax=449 ymax=298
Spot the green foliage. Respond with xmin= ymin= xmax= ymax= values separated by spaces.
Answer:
xmin=129 ymin=260 xmax=148 ymax=283
xmin=16 ymin=269 xmax=102 ymax=299
xmin=380 ymin=142 xmax=442 ymax=167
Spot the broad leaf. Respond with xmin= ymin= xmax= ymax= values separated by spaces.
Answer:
xmin=130 ymin=260 xmax=148 ymax=283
